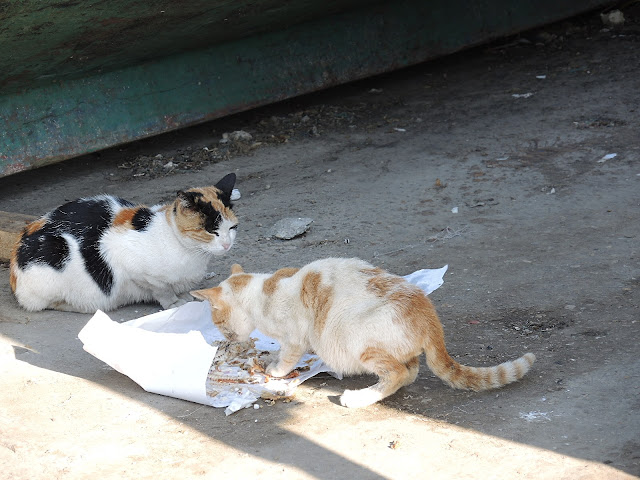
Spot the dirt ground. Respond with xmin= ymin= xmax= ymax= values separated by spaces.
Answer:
xmin=1 ymin=8 xmax=639 ymax=480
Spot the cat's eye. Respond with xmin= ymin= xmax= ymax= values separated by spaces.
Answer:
xmin=230 ymin=225 xmax=238 ymax=230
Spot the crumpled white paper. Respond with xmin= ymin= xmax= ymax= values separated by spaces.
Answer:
xmin=78 ymin=265 xmax=448 ymax=414
xmin=403 ymin=265 xmax=448 ymax=295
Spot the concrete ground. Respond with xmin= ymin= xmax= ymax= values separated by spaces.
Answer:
xmin=1 ymin=9 xmax=639 ymax=480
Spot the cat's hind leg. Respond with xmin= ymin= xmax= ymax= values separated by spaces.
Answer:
xmin=12 ymin=276 xmax=72 ymax=312
xmin=340 ymin=348 xmax=414 ymax=408
xmin=403 ymin=356 xmax=421 ymax=387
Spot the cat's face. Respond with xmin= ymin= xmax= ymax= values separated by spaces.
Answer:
xmin=192 ymin=275 xmax=254 ymax=342
xmin=173 ymin=174 xmax=238 ymax=255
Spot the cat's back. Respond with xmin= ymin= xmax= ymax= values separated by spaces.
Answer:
xmin=12 ymin=195 xmax=134 ymax=268
xmin=302 ymin=257 xmax=387 ymax=284
xmin=302 ymin=257 xmax=373 ymax=275
xmin=296 ymin=257 xmax=423 ymax=314
xmin=294 ymin=257 xmax=396 ymax=301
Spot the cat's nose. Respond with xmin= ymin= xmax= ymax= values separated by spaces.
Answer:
xmin=222 ymin=243 xmax=231 ymax=251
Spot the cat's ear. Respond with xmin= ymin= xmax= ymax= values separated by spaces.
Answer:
xmin=231 ymin=264 xmax=244 ymax=274
xmin=214 ymin=173 xmax=236 ymax=208
xmin=190 ymin=286 xmax=222 ymax=305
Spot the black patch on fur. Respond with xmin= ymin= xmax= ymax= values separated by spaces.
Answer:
xmin=131 ymin=207 xmax=153 ymax=231
xmin=194 ymin=194 xmax=222 ymax=234
xmin=16 ymin=232 xmax=69 ymax=270
xmin=177 ymin=190 xmax=224 ymax=235
xmin=16 ymin=196 xmax=123 ymax=295
xmin=202 ymin=208 xmax=222 ymax=234
xmin=177 ymin=190 xmax=203 ymax=209
xmin=115 ymin=197 xmax=135 ymax=208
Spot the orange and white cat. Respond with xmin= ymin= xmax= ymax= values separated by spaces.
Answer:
xmin=192 ymin=258 xmax=535 ymax=408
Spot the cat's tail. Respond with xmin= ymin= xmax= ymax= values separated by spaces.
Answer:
xmin=423 ymin=335 xmax=536 ymax=391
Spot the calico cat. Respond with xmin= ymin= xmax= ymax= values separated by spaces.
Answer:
xmin=192 ymin=258 xmax=536 ymax=408
xmin=10 ymin=173 xmax=238 ymax=313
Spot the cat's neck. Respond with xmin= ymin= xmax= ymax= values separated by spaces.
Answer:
xmin=237 ymin=274 xmax=273 ymax=319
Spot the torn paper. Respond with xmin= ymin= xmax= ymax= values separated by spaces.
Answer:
xmin=403 ymin=265 xmax=448 ymax=295
xmin=597 ymin=153 xmax=617 ymax=163
xmin=79 ymin=301 xmax=332 ymax=415
xmin=78 ymin=266 xmax=448 ymax=414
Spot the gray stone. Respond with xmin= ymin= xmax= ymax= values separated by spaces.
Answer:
xmin=269 ymin=217 xmax=313 ymax=239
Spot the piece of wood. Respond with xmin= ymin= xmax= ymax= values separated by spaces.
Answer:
xmin=0 ymin=211 xmax=37 ymax=262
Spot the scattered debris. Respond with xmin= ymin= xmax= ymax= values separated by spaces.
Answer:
xmin=369 ymin=88 xmax=383 ymax=94
xmin=116 ymin=99 xmax=402 ymax=180
xmin=600 ymin=10 xmax=625 ymax=28
xmin=231 ymin=188 xmax=241 ymax=201
xmin=574 ymin=117 xmax=625 ymax=129
xmin=598 ymin=153 xmax=617 ymax=163
xmin=497 ymin=307 xmax=574 ymax=337
xmin=427 ymin=226 xmax=466 ymax=243
xmin=512 ymin=93 xmax=534 ymax=99
xmin=117 ymin=147 xmax=230 ymax=179
xmin=536 ymin=75 xmax=547 ymax=79
xmin=220 ymin=130 xmax=253 ymax=144
xmin=388 ymin=440 xmax=400 ymax=450
xmin=466 ymin=198 xmax=498 ymax=207
xmin=451 ymin=207 xmax=459 ymax=214
xmin=269 ymin=218 xmax=313 ymax=240
xmin=519 ymin=411 xmax=552 ymax=422
xmin=532 ymin=31 xmax=557 ymax=45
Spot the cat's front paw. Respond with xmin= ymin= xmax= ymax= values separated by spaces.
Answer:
xmin=266 ymin=362 xmax=292 ymax=378
xmin=163 ymin=297 xmax=189 ymax=310
xmin=177 ymin=291 xmax=194 ymax=303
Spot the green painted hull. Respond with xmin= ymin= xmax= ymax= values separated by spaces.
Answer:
xmin=0 ymin=0 xmax=610 ymax=176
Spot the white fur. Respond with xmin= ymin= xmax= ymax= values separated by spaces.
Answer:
xmin=12 ymin=202 xmax=237 ymax=313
